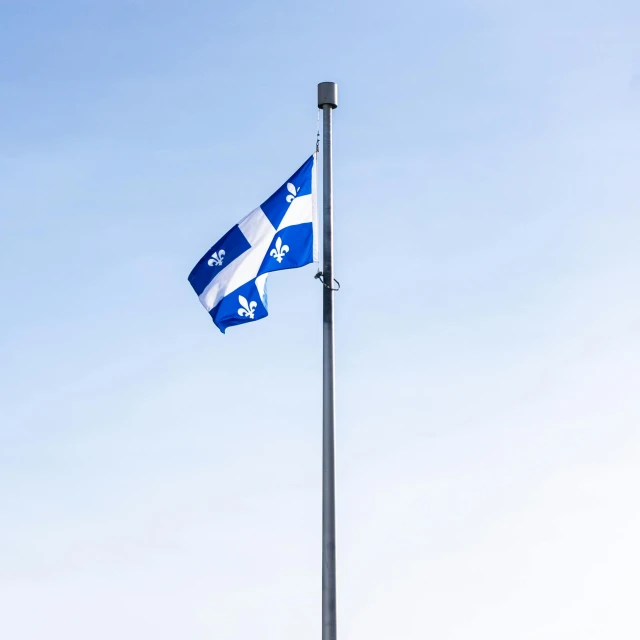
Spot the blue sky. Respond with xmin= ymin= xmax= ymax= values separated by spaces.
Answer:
xmin=1 ymin=1 xmax=639 ymax=638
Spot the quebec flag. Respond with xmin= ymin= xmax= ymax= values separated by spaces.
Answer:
xmin=188 ymin=156 xmax=317 ymax=333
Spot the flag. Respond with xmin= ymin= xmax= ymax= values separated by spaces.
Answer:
xmin=188 ymin=155 xmax=316 ymax=333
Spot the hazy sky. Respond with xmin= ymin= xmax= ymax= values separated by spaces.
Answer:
xmin=1 ymin=1 xmax=639 ymax=638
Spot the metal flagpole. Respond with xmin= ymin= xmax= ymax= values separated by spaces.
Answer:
xmin=318 ymin=81 xmax=338 ymax=640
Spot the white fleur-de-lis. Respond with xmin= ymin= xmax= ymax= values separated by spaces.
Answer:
xmin=285 ymin=182 xmax=300 ymax=203
xmin=270 ymin=237 xmax=289 ymax=263
xmin=237 ymin=295 xmax=257 ymax=319
xmin=208 ymin=250 xmax=225 ymax=267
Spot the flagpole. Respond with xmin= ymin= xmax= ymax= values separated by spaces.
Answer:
xmin=318 ymin=81 xmax=338 ymax=640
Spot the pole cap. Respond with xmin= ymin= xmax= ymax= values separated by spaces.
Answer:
xmin=318 ymin=82 xmax=338 ymax=109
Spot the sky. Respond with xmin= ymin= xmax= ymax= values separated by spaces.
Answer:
xmin=1 ymin=0 xmax=639 ymax=638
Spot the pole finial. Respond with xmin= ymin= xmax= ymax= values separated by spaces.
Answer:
xmin=318 ymin=82 xmax=338 ymax=109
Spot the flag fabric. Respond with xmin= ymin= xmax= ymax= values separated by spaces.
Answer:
xmin=188 ymin=155 xmax=316 ymax=333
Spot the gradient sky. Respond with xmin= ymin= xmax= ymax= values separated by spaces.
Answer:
xmin=1 ymin=1 xmax=639 ymax=638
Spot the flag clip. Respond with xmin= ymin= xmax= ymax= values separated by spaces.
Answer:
xmin=314 ymin=271 xmax=340 ymax=291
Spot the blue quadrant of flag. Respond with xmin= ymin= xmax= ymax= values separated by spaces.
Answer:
xmin=188 ymin=155 xmax=316 ymax=333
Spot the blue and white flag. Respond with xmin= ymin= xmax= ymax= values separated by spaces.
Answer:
xmin=188 ymin=156 xmax=317 ymax=333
